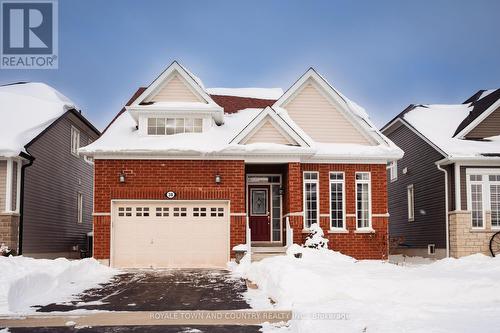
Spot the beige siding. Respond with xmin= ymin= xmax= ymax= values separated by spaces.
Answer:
xmin=151 ymin=74 xmax=204 ymax=103
xmin=0 ymin=161 xmax=5 ymax=211
xmin=466 ymin=106 xmax=500 ymax=139
xmin=283 ymin=80 xmax=372 ymax=144
xmin=244 ymin=117 xmax=297 ymax=145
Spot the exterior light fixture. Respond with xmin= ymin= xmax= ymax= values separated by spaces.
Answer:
xmin=215 ymin=174 xmax=222 ymax=184
xmin=119 ymin=172 xmax=126 ymax=183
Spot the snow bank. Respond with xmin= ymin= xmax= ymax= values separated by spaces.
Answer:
xmin=0 ymin=82 xmax=76 ymax=157
xmin=0 ymin=256 xmax=118 ymax=314
xmin=233 ymin=247 xmax=500 ymax=333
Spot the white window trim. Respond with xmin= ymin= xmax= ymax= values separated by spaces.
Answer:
xmin=388 ymin=161 xmax=398 ymax=182
xmin=329 ymin=172 xmax=346 ymax=231
xmin=147 ymin=117 xmax=203 ymax=136
xmin=77 ymin=192 xmax=83 ymax=224
xmin=355 ymin=172 xmax=372 ymax=231
xmin=303 ymin=171 xmax=320 ymax=229
xmin=466 ymin=169 xmax=500 ymax=230
xmin=407 ymin=184 xmax=415 ymax=222
xmin=490 ymin=178 xmax=500 ymax=230
xmin=71 ymin=126 xmax=80 ymax=157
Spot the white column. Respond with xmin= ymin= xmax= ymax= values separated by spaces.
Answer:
xmin=5 ymin=158 xmax=13 ymax=212
xmin=454 ymin=163 xmax=461 ymax=211
xmin=15 ymin=160 xmax=22 ymax=213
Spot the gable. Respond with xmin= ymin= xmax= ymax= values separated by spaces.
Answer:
xmin=282 ymin=80 xmax=372 ymax=145
xmin=242 ymin=116 xmax=298 ymax=145
xmin=466 ymin=106 xmax=500 ymax=139
xmin=149 ymin=74 xmax=205 ymax=103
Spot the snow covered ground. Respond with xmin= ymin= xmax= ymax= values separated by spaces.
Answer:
xmin=231 ymin=245 xmax=500 ymax=333
xmin=0 ymin=256 xmax=118 ymax=315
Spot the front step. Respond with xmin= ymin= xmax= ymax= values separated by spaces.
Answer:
xmin=251 ymin=246 xmax=287 ymax=262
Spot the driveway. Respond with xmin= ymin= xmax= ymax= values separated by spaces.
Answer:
xmin=6 ymin=325 xmax=262 ymax=333
xmin=36 ymin=269 xmax=251 ymax=312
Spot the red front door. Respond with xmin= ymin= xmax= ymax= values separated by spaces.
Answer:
xmin=248 ymin=185 xmax=271 ymax=241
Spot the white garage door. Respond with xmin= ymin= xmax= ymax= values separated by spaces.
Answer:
xmin=112 ymin=201 xmax=229 ymax=268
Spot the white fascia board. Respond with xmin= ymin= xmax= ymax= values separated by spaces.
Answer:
xmin=130 ymin=61 xmax=218 ymax=108
xmin=455 ymin=98 xmax=500 ymax=138
xmin=127 ymin=105 xmax=224 ymax=124
xmin=230 ymin=106 xmax=311 ymax=147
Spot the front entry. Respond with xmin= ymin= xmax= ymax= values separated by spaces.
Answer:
xmin=248 ymin=185 xmax=271 ymax=241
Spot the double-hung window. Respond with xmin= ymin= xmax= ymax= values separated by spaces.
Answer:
xmin=388 ymin=161 xmax=398 ymax=182
xmin=490 ymin=175 xmax=500 ymax=229
xmin=303 ymin=172 xmax=319 ymax=228
xmin=329 ymin=172 xmax=345 ymax=229
xmin=355 ymin=172 xmax=372 ymax=229
xmin=469 ymin=174 xmax=484 ymax=228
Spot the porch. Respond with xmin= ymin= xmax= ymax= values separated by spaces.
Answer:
xmin=243 ymin=164 xmax=299 ymax=261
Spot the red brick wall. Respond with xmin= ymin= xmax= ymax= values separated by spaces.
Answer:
xmin=298 ymin=163 xmax=388 ymax=259
xmin=93 ymin=159 xmax=388 ymax=260
xmin=93 ymin=159 xmax=245 ymax=259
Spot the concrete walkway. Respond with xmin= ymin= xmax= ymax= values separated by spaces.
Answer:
xmin=0 ymin=310 xmax=292 ymax=328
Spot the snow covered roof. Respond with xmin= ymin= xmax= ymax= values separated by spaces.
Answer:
xmin=83 ymin=63 xmax=402 ymax=162
xmin=392 ymin=102 xmax=500 ymax=160
xmin=0 ymin=82 xmax=76 ymax=157
xmin=81 ymin=106 xmax=402 ymax=161
xmin=206 ymin=88 xmax=283 ymax=100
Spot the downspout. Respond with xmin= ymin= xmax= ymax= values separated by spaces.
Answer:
xmin=436 ymin=163 xmax=450 ymax=258
xmin=17 ymin=151 xmax=35 ymax=255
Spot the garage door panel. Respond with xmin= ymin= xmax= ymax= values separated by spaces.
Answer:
xmin=112 ymin=201 xmax=229 ymax=268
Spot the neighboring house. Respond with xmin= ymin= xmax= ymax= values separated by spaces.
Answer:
xmin=81 ymin=61 xmax=402 ymax=268
xmin=382 ymin=89 xmax=500 ymax=259
xmin=0 ymin=82 xmax=100 ymax=258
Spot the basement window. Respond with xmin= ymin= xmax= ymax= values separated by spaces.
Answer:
xmin=428 ymin=244 xmax=436 ymax=255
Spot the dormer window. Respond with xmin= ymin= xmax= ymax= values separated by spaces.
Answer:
xmin=147 ymin=117 xmax=203 ymax=135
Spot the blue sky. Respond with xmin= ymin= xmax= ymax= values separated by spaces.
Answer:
xmin=1 ymin=0 xmax=500 ymax=130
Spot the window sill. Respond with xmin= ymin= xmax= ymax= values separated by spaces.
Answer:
xmin=355 ymin=229 xmax=376 ymax=234
xmin=470 ymin=229 xmax=493 ymax=233
xmin=301 ymin=229 xmax=311 ymax=234
xmin=328 ymin=229 xmax=349 ymax=234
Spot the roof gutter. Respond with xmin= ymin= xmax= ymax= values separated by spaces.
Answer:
xmin=435 ymin=161 xmax=450 ymax=258
xmin=17 ymin=151 xmax=34 ymax=255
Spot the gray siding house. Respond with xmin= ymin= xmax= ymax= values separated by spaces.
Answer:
xmin=382 ymin=89 xmax=500 ymax=258
xmin=0 ymin=82 xmax=100 ymax=258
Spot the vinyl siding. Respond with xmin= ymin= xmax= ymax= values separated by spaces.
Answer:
xmin=283 ymin=80 xmax=372 ymax=144
xmin=385 ymin=123 xmax=447 ymax=248
xmin=466 ymin=106 xmax=500 ymax=139
xmin=22 ymin=112 xmax=99 ymax=255
xmin=244 ymin=118 xmax=296 ymax=145
xmin=11 ymin=161 xmax=17 ymax=211
xmin=150 ymin=74 xmax=204 ymax=103
xmin=0 ymin=161 xmax=5 ymax=211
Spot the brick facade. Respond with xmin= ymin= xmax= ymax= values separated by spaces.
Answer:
xmin=0 ymin=213 xmax=19 ymax=254
xmin=93 ymin=159 xmax=388 ymax=261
